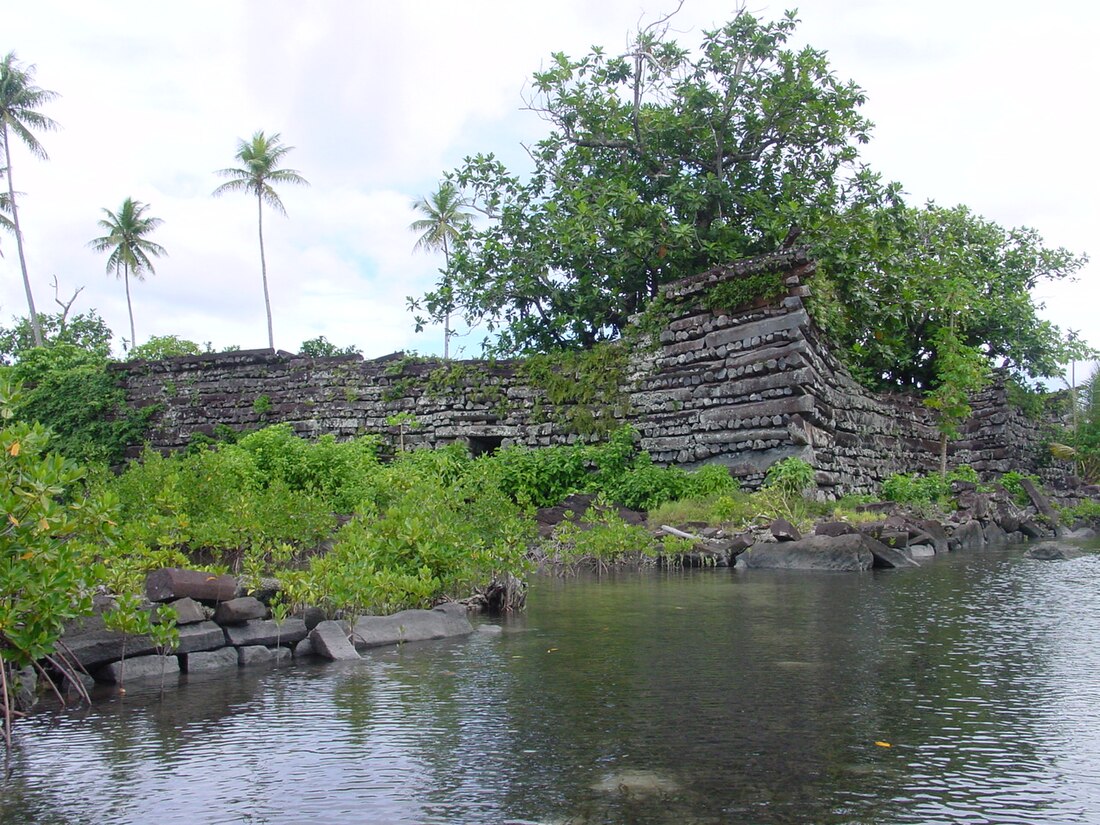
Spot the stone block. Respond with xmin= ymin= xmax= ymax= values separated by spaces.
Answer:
xmin=96 ymin=654 xmax=180 ymax=685
xmin=168 ymin=597 xmax=208 ymax=625
xmin=224 ymin=618 xmax=307 ymax=647
xmin=185 ymin=647 xmax=240 ymax=673
xmin=175 ymin=621 xmax=228 ymax=654
xmin=214 ymin=596 xmax=268 ymax=625
xmin=238 ymin=646 xmax=276 ymax=667
xmin=309 ymin=621 xmax=361 ymax=661
xmin=351 ymin=605 xmax=473 ymax=649
xmin=293 ymin=638 xmax=315 ymax=659
xmin=65 ymin=631 xmax=156 ymax=671
xmin=735 ymin=534 xmax=874 ymax=571
xmin=146 ymin=568 xmax=236 ymax=604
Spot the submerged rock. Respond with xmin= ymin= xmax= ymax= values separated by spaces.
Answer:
xmin=591 ymin=768 xmax=680 ymax=796
xmin=1025 ymin=542 xmax=1085 ymax=561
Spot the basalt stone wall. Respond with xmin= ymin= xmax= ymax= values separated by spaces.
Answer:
xmin=112 ymin=350 xmax=585 ymax=456
xmin=111 ymin=250 xmax=1058 ymax=496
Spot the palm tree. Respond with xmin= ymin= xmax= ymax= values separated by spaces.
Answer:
xmin=0 ymin=184 xmax=14 ymax=250
xmin=0 ymin=53 xmax=59 ymax=348
xmin=88 ymin=198 xmax=166 ymax=350
xmin=409 ymin=182 xmax=472 ymax=359
xmin=212 ymin=131 xmax=307 ymax=350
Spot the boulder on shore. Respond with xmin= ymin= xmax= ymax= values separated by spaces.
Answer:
xmin=736 ymin=534 xmax=875 ymax=571
xmin=351 ymin=603 xmax=473 ymax=649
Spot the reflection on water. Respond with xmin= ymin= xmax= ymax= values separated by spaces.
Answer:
xmin=3 ymin=542 xmax=1100 ymax=824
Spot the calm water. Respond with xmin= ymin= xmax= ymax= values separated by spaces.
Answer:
xmin=3 ymin=543 xmax=1100 ymax=824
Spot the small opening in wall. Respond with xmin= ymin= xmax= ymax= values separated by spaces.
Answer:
xmin=467 ymin=435 xmax=503 ymax=457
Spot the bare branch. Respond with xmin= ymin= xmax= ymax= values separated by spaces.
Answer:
xmin=50 ymin=274 xmax=83 ymax=327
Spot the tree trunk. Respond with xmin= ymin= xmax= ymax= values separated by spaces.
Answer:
xmin=442 ymin=236 xmax=451 ymax=360
xmin=124 ymin=263 xmax=136 ymax=350
xmin=3 ymin=125 xmax=43 ymax=348
xmin=257 ymin=194 xmax=274 ymax=350
xmin=939 ymin=431 xmax=948 ymax=479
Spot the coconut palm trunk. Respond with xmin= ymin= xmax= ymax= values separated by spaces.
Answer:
xmin=257 ymin=192 xmax=273 ymax=350
xmin=123 ymin=261 xmax=135 ymax=349
xmin=2 ymin=126 xmax=42 ymax=347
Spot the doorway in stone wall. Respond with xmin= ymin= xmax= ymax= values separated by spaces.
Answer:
xmin=466 ymin=434 xmax=503 ymax=457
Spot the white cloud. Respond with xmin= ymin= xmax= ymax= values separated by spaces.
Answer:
xmin=1 ymin=0 xmax=1095 ymax=367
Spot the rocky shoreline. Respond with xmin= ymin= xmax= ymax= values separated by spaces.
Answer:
xmin=12 ymin=478 xmax=1096 ymax=713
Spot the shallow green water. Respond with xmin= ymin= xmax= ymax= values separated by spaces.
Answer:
xmin=3 ymin=542 xmax=1100 ymax=824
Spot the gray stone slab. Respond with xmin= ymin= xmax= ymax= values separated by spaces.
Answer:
xmin=238 ymin=645 xmax=276 ymax=667
xmin=214 ymin=596 xmax=268 ymax=626
xmin=64 ymin=631 xmax=156 ymax=670
xmin=736 ymin=534 xmax=874 ymax=572
xmin=865 ymin=537 xmax=920 ymax=569
xmin=175 ymin=621 xmax=229 ymax=654
xmin=224 ymin=618 xmax=307 ymax=647
xmin=185 ymin=647 xmax=240 ymax=673
xmin=168 ymin=597 xmax=208 ymax=625
xmin=351 ymin=605 xmax=473 ymax=649
xmin=96 ymin=654 xmax=180 ymax=685
xmin=309 ymin=621 xmax=361 ymax=661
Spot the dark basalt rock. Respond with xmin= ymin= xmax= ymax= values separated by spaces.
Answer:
xmin=736 ymin=534 xmax=874 ymax=572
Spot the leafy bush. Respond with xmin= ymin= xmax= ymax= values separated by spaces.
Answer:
xmin=1063 ymin=499 xmax=1100 ymax=522
xmin=128 ymin=335 xmax=204 ymax=360
xmin=106 ymin=444 xmax=336 ymax=574
xmin=764 ymin=456 xmax=816 ymax=496
xmin=0 ymin=380 xmax=118 ymax=720
xmin=880 ymin=466 xmax=978 ymax=505
xmin=299 ymin=336 xmax=362 ymax=358
xmin=235 ymin=424 xmax=381 ymax=513
xmin=881 ymin=473 xmax=949 ymax=504
xmin=547 ymin=500 xmax=658 ymax=570
xmin=8 ymin=347 xmax=156 ymax=465
xmin=472 ymin=442 xmax=589 ymax=507
xmin=998 ymin=470 xmax=1040 ymax=506
xmin=303 ymin=469 xmax=531 ymax=615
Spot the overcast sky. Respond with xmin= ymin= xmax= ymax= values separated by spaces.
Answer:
xmin=3 ymin=0 xmax=1097 ymax=378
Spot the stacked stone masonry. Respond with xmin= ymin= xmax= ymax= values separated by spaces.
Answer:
xmin=112 ymin=250 xmax=1057 ymax=497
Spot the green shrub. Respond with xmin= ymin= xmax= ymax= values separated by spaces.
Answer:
xmin=106 ymin=444 xmax=336 ymax=573
xmin=305 ymin=470 xmax=531 ymax=615
xmin=998 ymin=470 xmax=1040 ymax=506
xmin=0 ymin=379 xmax=118 ymax=717
xmin=7 ymin=346 xmax=156 ymax=466
xmin=473 ymin=442 xmax=589 ymax=508
xmin=1063 ymin=499 xmax=1100 ymax=522
xmin=128 ymin=335 xmax=204 ymax=360
xmin=881 ymin=465 xmax=980 ymax=505
xmin=235 ymin=424 xmax=380 ymax=513
xmin=548 ymin=500 xmax=658 ymax=570
xmin=764 ymin=456 xmax=816 ymax=496
xmin=881 ymin=472 xmax=949 ymax=504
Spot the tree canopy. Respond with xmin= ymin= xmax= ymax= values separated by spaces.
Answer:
xmin=412 ymin=9 xmax=873 ymax=354
xmin=410 ymin=7 xmax=1088 ymax=391
xmin=810 ymin=201 xmax=1089 ymax=389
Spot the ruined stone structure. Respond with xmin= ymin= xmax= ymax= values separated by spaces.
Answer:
xmin=112 ymin=250 xmax=1052 ymax=496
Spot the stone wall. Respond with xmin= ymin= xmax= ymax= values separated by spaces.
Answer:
xmin=112 ymin=250 xmax=1058 ymax=496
